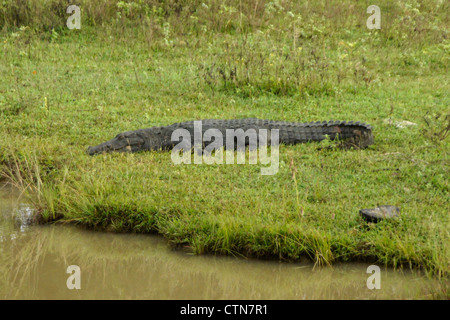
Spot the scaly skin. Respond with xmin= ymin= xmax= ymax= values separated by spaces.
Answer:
xmin=87 ymin=118 xmax=374 ymax=155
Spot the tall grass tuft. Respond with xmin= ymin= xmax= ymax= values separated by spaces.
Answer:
xmin=1 ymin=152 xmax=60 ymax=222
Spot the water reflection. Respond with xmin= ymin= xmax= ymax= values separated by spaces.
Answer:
xmin=0 ymin=183 xmax=447 ymax=299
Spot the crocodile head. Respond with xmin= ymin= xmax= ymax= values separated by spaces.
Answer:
xmin=87 ymin=131 xmax=146 ymax=155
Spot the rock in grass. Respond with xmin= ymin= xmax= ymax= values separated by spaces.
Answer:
xmin=359 ymin=205 xmax=400 ymax=223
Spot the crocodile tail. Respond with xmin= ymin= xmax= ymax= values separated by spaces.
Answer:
xmin=272 ymin=120 xmax=373 ymax=149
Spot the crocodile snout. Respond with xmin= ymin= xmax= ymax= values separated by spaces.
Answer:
xmin=86 ymin=142 xmax=113 ymax=155
xmin=86 ymin=146 xmax=96 ymax=155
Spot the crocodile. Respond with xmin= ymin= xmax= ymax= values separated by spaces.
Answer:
xmin=87 ymin=118 xmax=374 ymax=155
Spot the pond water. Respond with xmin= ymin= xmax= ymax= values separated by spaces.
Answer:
xmin=0 ymin=183 xmax=446 ymax=299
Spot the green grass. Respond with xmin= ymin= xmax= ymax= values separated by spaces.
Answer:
xmin=0 ymin=0 xmax=449 ymax=277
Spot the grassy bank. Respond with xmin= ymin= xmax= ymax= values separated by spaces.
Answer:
xmin=0 ymin=0 xmax=449 ymax=277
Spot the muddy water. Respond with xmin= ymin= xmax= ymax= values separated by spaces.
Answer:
xmin=0 ymin=184 xmax=446 ymax=299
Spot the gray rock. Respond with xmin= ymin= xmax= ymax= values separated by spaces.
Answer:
xmin=359 ymin=205 xmax=400 ymax=223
